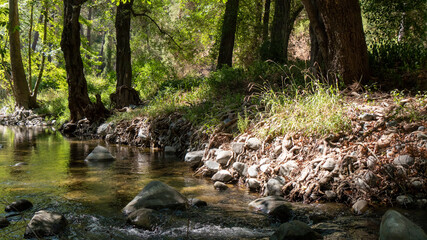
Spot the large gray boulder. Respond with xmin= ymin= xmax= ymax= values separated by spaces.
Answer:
xmin=126 ymin=208 xmax=161 ymax=230
xmin=270 ymin=220 xmax=323 ymax=240
xmin=24 ymin=210 xmax=68 ymax=239
xmin=379 ymin=210 xmax=427 ymax=240
xmin=122 ymin=181 xmax=188 ymax=215
xmin=85 ymin=146 xmax=115 ymax=162
xmin=184 ymin=150 xmax=204 ymax=168
xmin=249 ymin=196 xmax=292 ymax=222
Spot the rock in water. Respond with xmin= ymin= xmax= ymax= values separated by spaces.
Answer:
xmin=379 ymin=210 xmax=427 ymax=240
xmin=352 ymin=200 xmax=369 ymax=215
xmin=85 ymin=146 xmax=115 ymax=162
xmin=270 ymin=220 xmax=323 ymax=240
xmin=184 ymin=150 xmax=204 ymax=168
xmin=5 ymin=199 xmax=33 ymax=212
xmin=211 ymin=170 xmax=233 ymax=182
xmin=122 ymin=181 xmax=188 ymax=215
xmin=24 ymin=210 xmax=68 ymax=239
xmin=126 ymin=208 xmax=161 ymax=230
xmin=0 ymin=217 xmax=10 ymax=228
xmin=249 ymin=196 xmax=292 ymax=222
xmin=214 ymin=181 xmax=228 ymax=190
xmin=189 ymin=198 xmax=207 ymax=208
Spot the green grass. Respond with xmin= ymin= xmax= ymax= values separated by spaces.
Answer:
xmin=108 ymin=64 xmax=352 ymax=139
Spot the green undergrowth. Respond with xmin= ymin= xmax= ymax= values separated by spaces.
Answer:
xmin=109 ymin=62 xmax=352 ymax=139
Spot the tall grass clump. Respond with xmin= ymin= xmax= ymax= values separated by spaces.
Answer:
xmin=251 ymin=69 xmax=351 ymax=138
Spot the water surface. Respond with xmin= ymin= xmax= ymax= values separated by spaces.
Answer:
xmin=0 ymin=126 xmax=272 ymax=239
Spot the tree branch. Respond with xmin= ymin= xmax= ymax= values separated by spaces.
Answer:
xmin=131 ymin=9 xmax=182 ymax=50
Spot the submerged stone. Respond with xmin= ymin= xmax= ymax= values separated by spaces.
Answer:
xmin=270 ymin=220 xmax=323 ymax=240
xmin=5 ymin=199 xmax=33 ymax=212
xmin=24 ymin=210 xmax=68 ymax=239
xmin=0 ymin=217 xmax=9 ymax=228
xmin=127 ymin=208 xmax=161 ymax=230
xmin=249 ymin=196 xmax=292 ymax=222
xmin=214 ymin=181 xmax=228 ymax=190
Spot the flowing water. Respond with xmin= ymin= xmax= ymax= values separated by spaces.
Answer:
xmin=0 ymin=126 xmax=273 ymax=239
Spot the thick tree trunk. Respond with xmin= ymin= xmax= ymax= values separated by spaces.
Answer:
xmin=216 ymin=0 xmax=239 ymax=69
xmin=269 ymin=0 xmax=290 ymax=63
xmin=115 ymin=0 xmax=133 ymax=88
xmin=9 ymin=0 xmax=33 ymax=109
xmin=61 ymin=0 xmax=109 ymax=122
xmin=301 ymin=0 xmax=369 ymax=85
xmin=111 ymin=0 xmax=140 ymax=109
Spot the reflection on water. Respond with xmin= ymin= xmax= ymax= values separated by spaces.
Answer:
xmin=0 ymin=126 xmax=272 ymax=239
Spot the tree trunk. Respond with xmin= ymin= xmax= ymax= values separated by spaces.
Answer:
xmin=110 ymin=0 xmax=140 ymax=109
xmin=301 ymin=0 xmax=369 ymax=86
xmin=86 ymin=7 xmax=92 ymax=47
xmin=262 ymin=0 xmax=271 ymax=43
xmin=269 ymin=0 xmax=290 ymax=63
xmin=115 ymin=0 xmax=133 ymax=88
xmin=31 ymin=2 xmax=49 ymax=102
xmin=9 ymin=0 xmax=32 ymax=109
xmin=61 ymin=0 xmax=109 ymax=122
xmin=216 ymin=0 xmax=239 ymax=69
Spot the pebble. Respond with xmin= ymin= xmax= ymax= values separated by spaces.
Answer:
xmin=248 ymin=165 xmax=259 ymax=178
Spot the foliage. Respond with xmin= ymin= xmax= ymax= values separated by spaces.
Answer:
xmin=361 ymin=0 xmax=426 ymax=44
xmin=369 ymin=41 xmax=426 ymax=72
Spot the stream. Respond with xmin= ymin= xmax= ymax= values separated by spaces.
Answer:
xmin=0 ymin=126 xmax=426 ymax=240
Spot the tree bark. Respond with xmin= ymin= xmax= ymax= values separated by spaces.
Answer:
xmin=9 ymin=0 xmax=32 ymax=109
xmin=61 ymin=0 xmax=109 ymax=122
xmin=115 ymin=0 xmax=133 ymax=88
xmin=216 ymin=0 xmax=239 ymax=69
xmin=31 ymin=3 xmax=49 ymax=102
xmin=110 ymin=0 xmax=140 ymax=109
xmin=301 ymin=0 xmax=369 ymax=85
xmin=262 ymin=0 xmax=271 ymax=43
xmin=269 ymin=0 xmax=290 ymax=63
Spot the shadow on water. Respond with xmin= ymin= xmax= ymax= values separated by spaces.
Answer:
xmin=0 ymin=126 xmax=273 ymax=239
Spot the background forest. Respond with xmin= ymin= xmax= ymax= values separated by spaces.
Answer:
xmin=0 ymin=0 xmax=426 ymax=132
